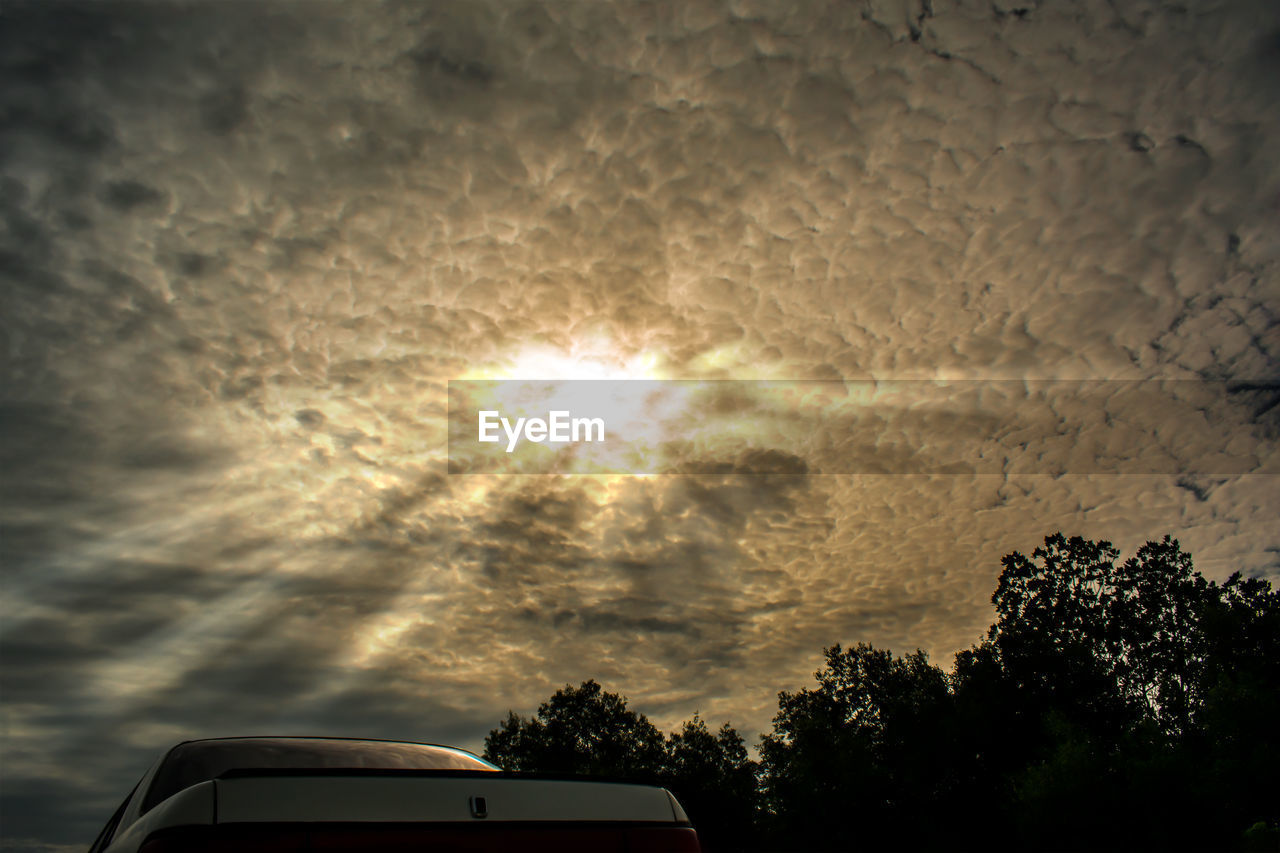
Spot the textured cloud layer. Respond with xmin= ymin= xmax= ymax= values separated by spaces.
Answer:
xmin=2 ymin=0 xmax=1278 ymax=848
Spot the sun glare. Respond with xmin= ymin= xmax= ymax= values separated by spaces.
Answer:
xmin=459 ymin=340 xmax=664 ymax=381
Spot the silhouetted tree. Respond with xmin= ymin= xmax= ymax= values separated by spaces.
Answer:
xmin=483 ymin=679 xmax=666 ymax=779
xmin=986 ymin=534 xmax=1222 ymax=739
xmin=955 ymin=533 xmax=1279 ymax=851
xmin=484 ymin=681 xmax=760 ymax=851
xmin=662 ymin=716 xmax=759 ymax=851
xmin=759 ymin=643 xmax=952 ymax=851
xmin=1190 ymin=572 xmax=1280 ymax=846
xmin=482 ymin=534 xmax=1278 ymax=852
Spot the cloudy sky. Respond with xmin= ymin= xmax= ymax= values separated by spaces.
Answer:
xmin=2 ymin=0 xmax=1278 ymax=848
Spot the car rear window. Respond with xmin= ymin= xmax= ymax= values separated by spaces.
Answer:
xmin=141 ymin=738 xmax=499 ymax=813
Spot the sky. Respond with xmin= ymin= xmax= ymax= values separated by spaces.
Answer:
xmin=1 ymin=0 xmax=1278 ymax=849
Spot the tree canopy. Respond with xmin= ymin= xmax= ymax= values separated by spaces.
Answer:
xmin=484 ymin=534 xmax=1279 ymax=852
xmin=483 ymin=679 xmax=757 ymax=849
xmin=484 ymin=678 xmax=666 ymax=778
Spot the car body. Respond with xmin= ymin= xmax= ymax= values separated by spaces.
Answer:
xmin=89 ymin=736 xmax=699 ymax=852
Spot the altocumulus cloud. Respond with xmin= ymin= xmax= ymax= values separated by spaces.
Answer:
xmin=1 ymin=0 xmax=1279 ymax=849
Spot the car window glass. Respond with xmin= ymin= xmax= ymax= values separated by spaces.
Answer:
xmin=115 ymin=751 xmax=167 ymax=836
xmin=141 ymin=738 xmax=499 ymax=814
xmin=87 ymin=783 xmax=136 ymax=853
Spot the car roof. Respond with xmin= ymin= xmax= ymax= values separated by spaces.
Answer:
xmin=140 ymin=736 xmax=500 ymax=814
xmin=175 ymin=735 xmax=483 ymax=750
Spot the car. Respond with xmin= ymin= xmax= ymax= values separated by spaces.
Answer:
xmin=88 ymin=736 xmax=700 ymax=852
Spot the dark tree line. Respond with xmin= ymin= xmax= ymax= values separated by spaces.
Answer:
xmin=484 ymin=534 xmax=1280 ymax=851
xmin=484 ymin=679 xmax=758 ymax=850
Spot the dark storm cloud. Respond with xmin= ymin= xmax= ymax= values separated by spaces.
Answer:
xmin=441 ymin=473 xmax=815 ymax=709
xmin=2 ymin=560 xmax=234 ymax=682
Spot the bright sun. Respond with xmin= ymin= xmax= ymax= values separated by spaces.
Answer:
xmin=459 ymin=339 xmax=664 ymax=381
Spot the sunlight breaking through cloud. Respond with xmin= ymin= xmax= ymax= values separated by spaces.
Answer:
xmin=1 ymin=0 xmax=1278 ymax=848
